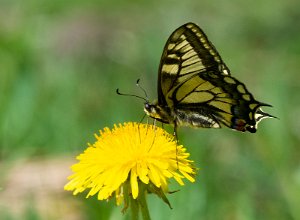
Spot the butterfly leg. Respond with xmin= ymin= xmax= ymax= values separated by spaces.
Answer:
xmin=173 ymin=121 xmax=179 ymax=169
xmin=173 ymin=122 xmax=178 ymax=143
xmin=138 ymin=113 xmax=147 ymax=143
xmin=147 ymin=119 xmax=157 ymax=152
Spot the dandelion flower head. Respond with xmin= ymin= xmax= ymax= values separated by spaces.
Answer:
xmin=64 ymin=122 xmax=195 ymax=205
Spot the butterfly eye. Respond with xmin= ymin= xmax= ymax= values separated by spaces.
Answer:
xmin=144 ymin=103 xmax=154 ymax=115
xmin=144 ymin=103 xmax=150 ymax=110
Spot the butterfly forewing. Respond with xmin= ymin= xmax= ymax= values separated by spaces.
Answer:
xmin=158 ymin=23 xmax=229 ymax=106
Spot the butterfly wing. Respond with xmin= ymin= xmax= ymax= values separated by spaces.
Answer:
xmin=157 ymin=22 xmax=272 ymax=132
xmin=158 ymin=22 xmax=230 ymax=107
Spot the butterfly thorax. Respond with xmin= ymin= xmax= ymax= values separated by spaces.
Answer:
xmin=144 ymin=101 xmax=174 ymax=124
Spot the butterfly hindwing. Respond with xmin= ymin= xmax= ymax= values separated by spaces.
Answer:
xmin=174 ymin=70 xmax=270 ymax=132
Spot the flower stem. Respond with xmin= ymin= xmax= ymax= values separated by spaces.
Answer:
xmin=130 ymin=196 xmax=139 ymax=220
xmin=138 ymin=182 xmax=151 ymax=220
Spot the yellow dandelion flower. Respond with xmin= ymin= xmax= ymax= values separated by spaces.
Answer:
xmin=64 ymin=122 xmax=196 ymax=209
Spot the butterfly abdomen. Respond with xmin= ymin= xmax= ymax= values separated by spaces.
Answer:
xmin=175 ymin=109 xmax=220 ymax=128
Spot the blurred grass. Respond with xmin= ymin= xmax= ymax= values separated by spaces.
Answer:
xmin=1 ymin=0 xmax=300 ymax=219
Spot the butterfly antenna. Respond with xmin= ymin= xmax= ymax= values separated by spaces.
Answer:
xmin=116 ymin=88 xmax=148 ymax=102
xmin=136 ymin=79 xmax=149 ymax=102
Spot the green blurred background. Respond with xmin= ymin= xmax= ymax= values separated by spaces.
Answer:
xmin=0 ymin=0 xmax=299 ymax=219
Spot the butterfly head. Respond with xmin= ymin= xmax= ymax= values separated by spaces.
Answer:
xmin=144 ymin=101 xmax=171 ymax=123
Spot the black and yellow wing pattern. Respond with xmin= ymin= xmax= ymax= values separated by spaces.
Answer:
xmin=144 ymin=22 xmax=274 ymax=133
